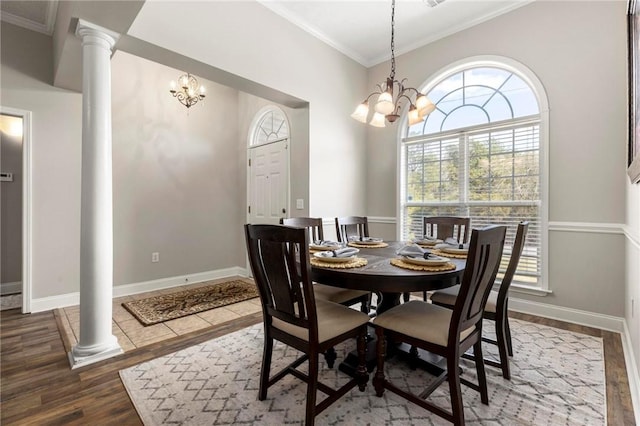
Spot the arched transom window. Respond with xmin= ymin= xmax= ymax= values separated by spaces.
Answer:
xmin=400 ymin=64 xmax=545 ymax=289
xmin=252 ymin=108 xmax=289 ymax=146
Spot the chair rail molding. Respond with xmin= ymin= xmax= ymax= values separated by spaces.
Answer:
xmin=547 ymin=221 xmax=625 ymax=235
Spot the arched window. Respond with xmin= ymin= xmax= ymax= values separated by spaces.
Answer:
xmin=251 ymin=107 xmax=289 ymax=147
xmin=400 ymin=60 xmax=547 ymax=290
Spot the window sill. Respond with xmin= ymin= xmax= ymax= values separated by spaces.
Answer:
xmin=511 ymin=284 xmax=552 ymax=297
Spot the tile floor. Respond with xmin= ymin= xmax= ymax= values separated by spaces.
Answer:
xmin=57 ymin=276 xmax=263 ymax=352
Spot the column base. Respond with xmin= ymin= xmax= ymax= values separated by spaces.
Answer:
xmin=68 ymin=335 xmax=123 ymax=369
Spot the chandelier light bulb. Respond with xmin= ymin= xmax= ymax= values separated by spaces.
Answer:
xmin=418 ymin=97 xmax=436 ymax=117
xmin=408 ymin=106 xmax=424 ymax=126
xmin=375 ymin=91 xmax=395 ymax=115
xmin=369 ymin=112 xmax=386 ymax=128
xmin=351 ymin=102 xmax=370 ymax=123
xmin=169 ymin=80 xmax=176 ymax=92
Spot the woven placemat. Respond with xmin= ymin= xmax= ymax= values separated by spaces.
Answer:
xmin=310 ymin=257 xmax=368 ymax=269
xmin=390 ymin=258 xmax=457 ymax=272
xmin=431 ymin=249 xmax=468 ymax=259
xmin=347 ymin=242 xmax=389 ymax=248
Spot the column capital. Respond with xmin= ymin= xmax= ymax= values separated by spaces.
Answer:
xmin=75 ymin=19 xmax=120 ymax=49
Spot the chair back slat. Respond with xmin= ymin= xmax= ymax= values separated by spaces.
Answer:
xmin=423 ymin=216 xmax=471 ymax=243
xmin=280 ymin=217 xmax=324 ymax=242
xmin=335 ymin=216 xmax=369 ymax=243
xmin=496 ymin=221 xmax=529 ymax=300
xmin=452 ymin=225 xmax=506 ymax=339
xmin=245 ymin=224 xmax=317 ymax=330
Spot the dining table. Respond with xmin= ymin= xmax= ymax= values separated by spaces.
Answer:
xmin=309 ymin=240 xmax=467 ymax=375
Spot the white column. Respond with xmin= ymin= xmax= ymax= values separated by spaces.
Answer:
xmin=69 ymin=20 xmax=122 ymax=369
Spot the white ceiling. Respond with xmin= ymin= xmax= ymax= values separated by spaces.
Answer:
xmin=258 ymin=0 xmax=533 ymax=67
xmin=0 ymin=0 xmax=532 ymax=67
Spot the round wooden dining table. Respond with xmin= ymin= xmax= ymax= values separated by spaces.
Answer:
xmin=310 ymin=241 xmax=467 ymax=376
xmin=310 ymin=241 xmax=466 ymax=315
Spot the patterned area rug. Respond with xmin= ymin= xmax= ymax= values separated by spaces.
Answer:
xmin=122 ymin=280 xmax=259 ymax=326
xmin=119 ymin=318 xmax=605 ymax=425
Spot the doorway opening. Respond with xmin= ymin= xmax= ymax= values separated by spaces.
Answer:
xmin=0 ymin=107 xmax=31 ymax=312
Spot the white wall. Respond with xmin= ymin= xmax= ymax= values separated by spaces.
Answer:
xmin=626 ymin=178 xmax=640 ymax=401
xmin=365 ymin=1 xmax=627 ymax=317
xmin=127 ymin=1 xmax=368 ymax=219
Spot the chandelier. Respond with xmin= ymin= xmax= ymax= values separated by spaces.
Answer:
xmin=169 ymin=73 xmax=206 ymax=108
xmin=351 ymin=0 xmax=435 ymax=127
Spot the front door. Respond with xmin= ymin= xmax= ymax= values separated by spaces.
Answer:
xmin=248 ymin=139 xmax=289 ymax=226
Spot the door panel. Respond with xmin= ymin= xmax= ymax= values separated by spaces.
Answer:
xmin=249 ymin=140 xmax=288 ymax=225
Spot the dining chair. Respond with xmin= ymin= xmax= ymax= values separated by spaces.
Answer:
xmin=405 ymin=215 xmax=472 ymax=302
xmin=245 ymin=224 xmax=369 ymax=425
xmin=334 ymin=216 xmax=369 ymax=243
xmin=281 ymin=217 xmax=370 ymax=317
xmin=423 ymin=216 xmax=471 ymax=243
xmin=430 ymin=221 xmax=529 ymax=380
xmin=372 ymin=225 xmax=506 ymax=426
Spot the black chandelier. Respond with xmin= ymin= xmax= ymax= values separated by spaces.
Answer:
xmin=169 ymin=73 xmax=205 ymax=108
xmin=351 ymin=0 xmax=435 ymax=127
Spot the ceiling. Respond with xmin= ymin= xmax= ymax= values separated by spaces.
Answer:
xmin=0 ymin=0 xmax=532 ymax=67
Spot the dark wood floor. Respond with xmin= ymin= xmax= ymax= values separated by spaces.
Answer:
xmin=0 ymin=308 xmax=635 ymax=425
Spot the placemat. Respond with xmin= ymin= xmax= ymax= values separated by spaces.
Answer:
xmin=310 ymin=257 xmax=368 ymax=269
xmin=432 ymin=249 xmax=468 ymax=259
xmin=347 ymin=242 xmax=389 ymax=248
xmin=390 ymin=258 xmax=457 ymax=272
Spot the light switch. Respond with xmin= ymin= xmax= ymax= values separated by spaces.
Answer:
xmin=296 ymin=199 xmax=304 ymax=210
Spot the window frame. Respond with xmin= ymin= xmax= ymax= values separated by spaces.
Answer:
xmin=395 ymin=56 xmax=550 ymax=295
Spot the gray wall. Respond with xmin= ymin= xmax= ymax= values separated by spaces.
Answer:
xmin=0 ymin=116 xmax=22 ymax=286
xmin=365 ymin=1 xmax=628 ymax=317
xmin=1 ymin=22 xmax=83 ymax=299
xmin=111 ymin=51 xmax=242 ymax=286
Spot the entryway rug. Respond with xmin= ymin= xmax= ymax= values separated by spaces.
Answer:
xmin=120 ymin=318 xmax=605 ymax=425
xmin=122 ymin=280 xmax=259 ymax=326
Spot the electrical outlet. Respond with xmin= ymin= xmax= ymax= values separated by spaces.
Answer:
xmin=151 ymin=252 xmax=159 ymax=263
xmin=296 ymin=199 xmax=304 ymax=210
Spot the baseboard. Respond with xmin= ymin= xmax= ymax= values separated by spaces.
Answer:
xmin=1 ymin=281 xmax=22 ymax=295
xmin=112 ymin=267 xmax=248 ymax=298
xmin=30 ymin=267 xmax=250 ymax=313
xmin=509 ymin=297 xmax=625 ymax=332
xmin=623 ymin=320 xmax=640 ymax=425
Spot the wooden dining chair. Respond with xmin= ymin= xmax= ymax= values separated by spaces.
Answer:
xmin=423 ymin=216 xmax=471 ymax=244
xmin=430 ymin=221 xmax=529 ymax=380
xmin=245 ymin=224 xmax=369 ymax=425
xmin=334 ymin=216 xmax=369 ymax=243
xmin=281 ymin=217 xmax=370 ymax=318
xmin=405 ymin=215 xmax=472 ymax=303
xmin=372 ymin=225 xmax=506 ymax=426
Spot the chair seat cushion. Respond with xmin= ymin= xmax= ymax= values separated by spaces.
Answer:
xmin=430 ymin=286 xmax=498 ymax=313
xmin=372 ymin=300 xmax=474 ymax=347
xmin=273 ymin=299 xmax=370 ymax=344
xmin=313 ymin=283 xmax=369 ymax=305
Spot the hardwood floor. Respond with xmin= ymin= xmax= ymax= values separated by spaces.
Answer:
xmin=0 ymin=308 xmax=635 ymax=425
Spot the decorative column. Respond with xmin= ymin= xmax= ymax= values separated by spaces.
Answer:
xmin=69 ymin=20 xmax=122 ymax=369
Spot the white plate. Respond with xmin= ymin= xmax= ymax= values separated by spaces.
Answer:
xmin=440 ymin=247 xmax=468 ymax=255
xmin=350 ymin=237 xmax=383 ymax=245
xmin=309 ymin=244 xmax=341 ymax=251
xmin=313 ymin=252 xmax=356 ymax=263
xmin=402 ymin=255 xmax=450 ymax=266
xmin=412 ymin=238 xmax=442 ymax=245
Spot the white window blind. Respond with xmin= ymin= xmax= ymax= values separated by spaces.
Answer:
xmin=401 ymin=118 xmax=541 ymax=287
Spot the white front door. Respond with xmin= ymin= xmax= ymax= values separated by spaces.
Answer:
xmin=248 ymin=139 xmax=289 ymax=225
